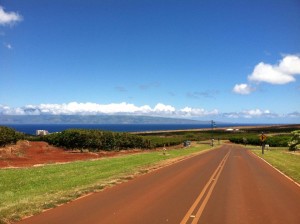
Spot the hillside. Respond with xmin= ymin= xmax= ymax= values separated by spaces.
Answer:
xmin=0 ymin=115 xmax=209 ymax=125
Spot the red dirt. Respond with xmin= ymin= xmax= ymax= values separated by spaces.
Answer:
xmin=0 ymin=141 xmax=143 ymax=168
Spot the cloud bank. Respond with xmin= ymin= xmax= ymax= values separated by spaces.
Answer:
xmin=0 ymin=102 xmax=212 ymax=117
xmin=233 ymin=54 xmax=300 ymax=94
xmin=0 ymin=6 xmax=22 ymax=26
xmin=0 ymin=102 xmax=298 ymax=120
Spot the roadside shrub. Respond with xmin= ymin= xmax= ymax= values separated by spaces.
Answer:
xmin=0 ymin=126 xmax=24 ymax=147
xmin=267 ymin=135 xmax=290 ymax=147
xmin=229 ymin=135 xmax=290 ymax=147
xmin=144 ymin=136 xmax=184 ymax=149
xmin=288 ymin=130 xmax=300 ymax=151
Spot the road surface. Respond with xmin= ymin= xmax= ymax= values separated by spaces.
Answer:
xmin=19 ymin=144 xmax=300 ymax=224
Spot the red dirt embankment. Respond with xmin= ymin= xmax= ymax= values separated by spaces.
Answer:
xmin=0 ymin=141 xmax=142 ymax=168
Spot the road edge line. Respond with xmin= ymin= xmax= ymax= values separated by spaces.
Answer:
xmin=249 ymin=150 xmax=300 ymax=188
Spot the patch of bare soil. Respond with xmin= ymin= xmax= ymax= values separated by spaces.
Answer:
xmin=0 ymin=141 xmax=143 ymax=168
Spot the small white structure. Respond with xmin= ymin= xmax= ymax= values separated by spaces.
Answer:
xmin=36 ymin=130 xmax=49 ymax=136
xmin=226 ymin=128 xmax=240 ymax=132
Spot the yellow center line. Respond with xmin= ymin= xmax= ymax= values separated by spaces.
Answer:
xmin=180 ymin=150 xmax=231 ymax=224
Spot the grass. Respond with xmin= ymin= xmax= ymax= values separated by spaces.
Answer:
xmin=0 ymin=142 xmax=215 ymax=224
xmin=250 ymin=146 xmax=300 ymax=184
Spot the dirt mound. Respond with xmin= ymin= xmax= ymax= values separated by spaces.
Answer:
xmin=0 ymin=141 xmax=142 ymax=168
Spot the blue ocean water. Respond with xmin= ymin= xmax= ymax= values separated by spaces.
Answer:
xmin=2 ymin=123 xmax=256 ymax=135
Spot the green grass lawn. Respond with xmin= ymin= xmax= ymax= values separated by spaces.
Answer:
xmin=0 ymin=143 xmax=215 ymax=223
xmin=250 ymin=146 xmax=300 ymax=184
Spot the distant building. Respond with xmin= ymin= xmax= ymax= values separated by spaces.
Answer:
xmin=36 ymin=130 xmax=49 ymax=136
xmin=225 ymin=128 xmax=240 ymax=132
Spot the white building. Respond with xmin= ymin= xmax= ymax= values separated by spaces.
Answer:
xmin=36 ymin=130 xmax=49 ymax=136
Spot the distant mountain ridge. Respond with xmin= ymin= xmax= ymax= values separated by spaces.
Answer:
xmin=0 ymin=115 xmax=211 ymax=125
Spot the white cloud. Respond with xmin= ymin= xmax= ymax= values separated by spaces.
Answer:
xmin=31 ymin=102 xmax=153 ymax=115
xmin=0 ymin=102 xmax=218 ymax=118
xmin=248 ymin=55 xmax=300 ymax=84
xmin=224 ymin=109 xmax=277 ymax=119
xmin=243 ymin=109 xmax=271 ymax=118
xmin=1 ymin=103 xmax=299 ymax=121
xmin=233 ymin=83 xmax=254 ymax=95
xmin=179 ymin=107 xmax=219 ymax=117
xmin=232 ymin=55 xmax=300 ymax=95
xmin=0 ymin=6 xmax=22 ymax=26
xmin=153 ymin=103 xmax=175 ymax=114
xmin=0 ymin=102 xmax=172 ymax=116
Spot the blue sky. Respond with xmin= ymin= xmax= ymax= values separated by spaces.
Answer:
xmin=0 ymin=0 xmax=300 ymax=123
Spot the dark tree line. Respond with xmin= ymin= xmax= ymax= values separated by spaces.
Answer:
xmin=43 ymin=129 xmax=152 ymax=151
xmin=229 ymin=135 xmax=291 ymax=147
xmin=0 ymin=126 xmax=185 ymax=151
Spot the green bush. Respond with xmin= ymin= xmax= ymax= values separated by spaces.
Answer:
xmin=288 ymin=130 xmax=300 ymax=151
xmin=144 ymin=136 xmax=184 ymax=148
xmin=0 ymin=126 xmax=24 ymax=147
xmin=44 ymin=129 xmax=152 ymax=151
xmin=229 ymin=134 xmax=290 ymax=147
xmin=267 ymin=135 xmax=290 ymax=147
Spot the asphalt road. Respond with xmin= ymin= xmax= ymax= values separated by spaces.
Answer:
xmin=19 ymin=144 xmax=300 ymax=224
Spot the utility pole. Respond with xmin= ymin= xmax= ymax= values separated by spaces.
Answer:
xmin=211 ymin=120 xmax=216 ymax=146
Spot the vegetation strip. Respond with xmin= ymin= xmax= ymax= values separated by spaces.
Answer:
xmin=0 ymin=143 xmax=215 ymax=223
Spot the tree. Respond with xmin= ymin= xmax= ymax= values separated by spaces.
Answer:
xmin=288 ymin=130 xmax=300 ymax=151
xmin=0 ymin=126 xmax=24 ymax=147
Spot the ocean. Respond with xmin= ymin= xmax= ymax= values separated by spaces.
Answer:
xmin=2 ymin=123 xmax=257 ymax=135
